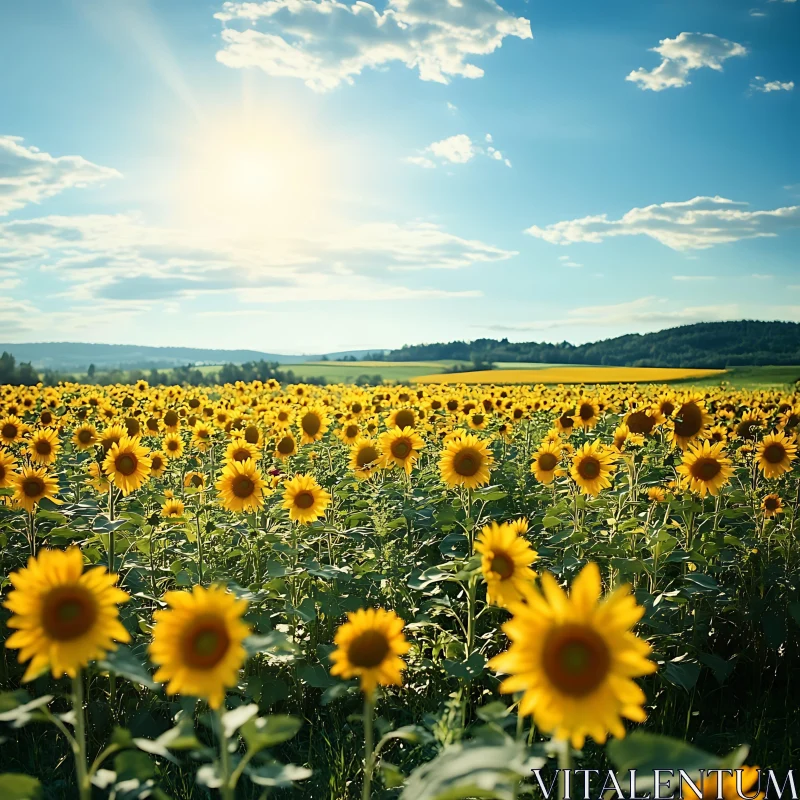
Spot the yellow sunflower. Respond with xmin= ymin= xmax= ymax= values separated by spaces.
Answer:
xmin=99 ymin=424 xmax=127 ymax=453
xmin=573 ymin=399 xmax=600 ymax=430
xmin=570 ymin=441 xmax=618 ymax=496
xmin=489 ymin=562 xmax=655 ymax=748
xmin=273 ymin=432 xmax=298 ymax=460
xmin=183 ymin=471 xmax=206 ymax=491
xmin=647 ymin=487 xmax=667 ymax=503
xmin=282 ymin=473 xmax=331 ymax=524
xmin=0 ymin=415 xmax=27 ymax=445
xmin=329 ymin=608 xmax=410 ymax=696
xmin=350 ymin=439 xmax=382 ymax=480
xmin=149 ymin=585 xmax=250 ymax=709
xmin=439 ymin=432 xmax=493 ymax=489
xmin=72 ymin=423 xmax=98 ymax=451
xmin=337 ymin=421 xmax=362 ymax=445
xmin=762 ymin=493 xmax=783 ymax=518
xmin=531 ymin=440 xmax=563 ymax=485
xmin=13 ymin=466 xmax=60 ymax=512
xmin=216 ymin=459 xmax=267 ymax=513
xmin=26 ymin=428 xmax=61 ymax=466
xmin=756 ymin=431 xmax=796 ymax=479
xmin=379 ymin=426 xmax=425 ymax=476
xmin=149 ymin=450 xmax=167 ymax=477
xmin=87 ymin=462 xmax=110 ymax=494
xmin=162 ymin=432 xmax=184 ymax=460
xmin=669 ymin=397 xmax=712 ymax=449
xmin=224 ymin=439 xmax=260 ymax=465
xmin=103 ymin=436 xmax=152 ymax=496
xmin=4 ymin=548 xmax=130 ymax=681
xmin=387 ymin=407 xmax=418 ymax=431
xmin=298 ymin=407 xmax=328 ymax=444
xmin=676 ymin=440 xmax=733 ymax=497
xmin=475 ymin=522 xmax=537 ymax=607
xmin=191 ymin=423 xmax=213 ymax=452
xmin=162 ymin=498 xmax=185 ymax=518
xmin=0 ymin=448 xmax=18 ymax=488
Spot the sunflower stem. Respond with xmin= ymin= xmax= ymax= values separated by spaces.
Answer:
xmin=556 ymin=738 xmax=572 ymax=800
xmin=216 ymin=707 xmax=235 ymax=800
xmin=361 ymin=693 xmax=376 ymax=800
xmin=71 ymin=673 xmax=91 ymax=800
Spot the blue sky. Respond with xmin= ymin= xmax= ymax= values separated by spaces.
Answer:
xmin=1 ymin=0 xmax=798 ymax=354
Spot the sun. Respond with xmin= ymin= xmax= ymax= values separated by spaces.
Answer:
xmin=176 ymin=112 xmax=329 ymax=240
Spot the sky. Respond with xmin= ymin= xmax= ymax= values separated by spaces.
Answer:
xmin=0 ymin=0 xmax=798 ymax=355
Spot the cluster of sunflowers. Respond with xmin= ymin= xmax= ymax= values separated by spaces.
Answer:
xmin=0 ymin=378 xmax=797 ymax=798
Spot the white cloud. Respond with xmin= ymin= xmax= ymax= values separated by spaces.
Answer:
xmin=672 ymin=275 xmax=716 ymax=281
xmin=446 ymin=102 xmax=458 ymax=112
xmin=751 ymin=273 xmax=774 ymax=279
xmin=750 ymin=76 xmax=794 ymax=92
xmin=525 ymin=196 xmax=800 ymax=251
xmin=214 ymin=0 xmax=533 ymax=92
xmin=626 ymin=32 xmax=747 ymax=92
xmin=749 ymin=9 xmax=767 ymax=16
xmin=485 ymin=133 xmax=493 ymax=143
xmin=429 ymin=134 xmax=475 ymax=164
xmin=408 ymin=132 xmax=511 ymax=169
xmin=0 ymin=214 xmax=515 ymax=306
xmin=0 ymin=136 xmax=121 ymax=215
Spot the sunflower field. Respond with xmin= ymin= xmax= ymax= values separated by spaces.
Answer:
xmin=0 ymin=379 xmax=798 ymax=799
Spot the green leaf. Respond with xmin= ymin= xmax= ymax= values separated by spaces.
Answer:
xmin=400 ymin=740 xmax=543 ymax=800
xmin=241 ymin=715 xmax=302 ymax=754
xmin=298 ymin=663 xmax=336 ymax=689
xmin=443 ymin=652 xmax=486 ymax=682
xmin=221 ymin=704 xmax=259 ymax=738
xmin=0 ymin=695 xmax=52 ymax=728
xmin=97 ymin=645 xmax=158 ymax=690
xmin=408 ymin=566 xmax=455 ymax=590
xmin=0 ymin=774 xmax=42 ymax=800
xmin=697 ymin=653 xmax=735 ymax=685
xmin=246 ymin=762 xmax=312 ymax=788
xmin=377 ymin=725 xmax=434 ymax=748
xmin=244 ymin=631 xmax=298 ymax=660
xmin=663 ymin=660 xmax=701 ymax=692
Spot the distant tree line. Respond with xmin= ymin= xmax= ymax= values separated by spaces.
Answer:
xmin=382 ymin=321 xmax=800 ymax=369
xmin=0 ymin=352 xmax=39 ymax=386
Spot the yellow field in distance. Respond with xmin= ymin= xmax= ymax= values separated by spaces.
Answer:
xmin=414 ymin=366 xmax=727 ymax=385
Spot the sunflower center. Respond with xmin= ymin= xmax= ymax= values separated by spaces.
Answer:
xmin=559 ymin=414 xmax=574 ymax=429
xmin=23 ymin=477 xmax=45 ymax=498
xmin=577 ymin=456 xmax=600 ymax=480
xmin=579 ymin=403 xmax=594 ymax=421
xmin=35 ymin=440 xmax=52 ymax=455
xmin=2 ymin=423 xmax=18 ymax=439
xmin=661 ymin=401 xmax=675 ymax=417
xmin=737 ymin=421 xmax=760 ymax=439
xmin=277 ymin=436 xmax=295 ymax=455
xmin=294 ymin=491 xmax=315 ymax=509
xmin=345 ymin=425 xmax=359 ymax=438
xmin=391 ymin=440 xmax=411 ymax=459
xmin=42 ymin=586 xmax=98 ymax=641
xmin=184 ymin=617 xmax=231 ymax=669
xmin=626 ymin=411 xmax=655 ymax=435
xmin=78 ymin=429 xmax=93 ymax=444
xmin=116 ymin=454 xmax=137 ymax=476
xmin=538 ymin=452 xmax=558 ymax=471
xmin=691 ymin=458 xmax=721 ymax=482
xmin=197 ymin=428 xmax=209 ymax=439
xmin=167 ymin=440 xmax=179 ymax=451
xmin=394 ymin=410 xmax=415 ymax=429
xmin=763 ymin=443 xmax=786 ymax=464
xmin=454 ymin=448 xmax=481 ymax=477
xmin=190 ymin=475 xmax=203 ymax=488
xmin=233 ymin=477 xmax=255 ymax=498
xmin=232 ymin=448 xmax=250 ymax=462
xmin=151 ymin=456 xmax=164 ymax=471
xmin=164 ymin=411 xmax=179 ymax=427
xmin=357 ymin=446 xmax=379 ymax=467
xmin=447 ymin=400 xmax=459 ymax=411
xmin=348 ymin=630 xmax=390 ymax=668
xmin=542 ymin=624 xmax=610 ymax=697
xmin=674 ymin=402 xmax=703 ymax=438
xmin=472 ymin=414 xmax=485 ymax=426
xmin=764 ymin=497 xmax=779 ymax=511
xmin=41 ymin=412 xmax=53 ymax=425
xmin=490 ymin=552 xmax=514 ymax=580
xmin=302 ymin=413 xmax=321 ymax=436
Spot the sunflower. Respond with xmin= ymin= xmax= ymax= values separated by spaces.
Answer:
xmin=573 ymin=399 xmax=600 ymax=430
xmin=149 ymin=585 xmax=250 ymax=709
xmin=625 ymin=407 xmax=664 ymax=436
xmin=531 ymin=441 xmax=564 ymax=485
xmin=489 ymin=562 xmax=655 ymax=748
xmin=4 ymin=547 xmax=130 ymax=681
xmin=162 ymin=498 xmax=185 ymax=518
xmin=273 ymin=432 xmax=298 ymax=460
xmin=647 ymin=487 xmax=666 ymax=503
xmin=183 ymin=471 xmax=206 ymax=491
xmin=162 ymin=408 xmax=181 ymax=433
xmin=99 ymin=424 xmax=127 ymax=453
xmin=467 ymin=411 xmax=489 ymax=431
xmin=224 ymin=439 xmax=260 ymax=465
xmin=570 ymin=441 xmax=618 ymax=496
xmin=298 ymin=407 xmax=328 ymax=444
xmin=163 ymin=432 xmax=184 ymax=460
xmin=72 ymin=423 xmax=98 ymax=451
xmin=0 ymin=448 xmax=18 ymax=488
xmin=0 ymin=415 xmax=27 ymax=445
xmin=475 ymin=522 xmax=537 ymax=608
xmin=756 ymin=431 xmax=797 ymax=479
xmin=350 ymin=439 xmax=381 ymax=480
xmin=439 ymin=432 xmax=492 ymax=489
xmin=149 ymin=450 xmax=167 ymax=477
xmin=337 ymin=421 xmax=362 ymax=445
xmin=191 ymin=423 xmax=213 ymax=452
xmin=240 ymin=424 xmax=263 ymax=446
xmin=669 ymin=397 xmax=712 ymax=449
xmin=329 ymin=608 xmax=410 ymax=696
xmin=735 ymin=410 xmax=765 ymax=441
xmin=103 ymin=436 xmax=152 ymax=496
xmin=272 ymin=406 xmax=293 ymax=430
xmin=282 ymin=473 xmax=331 ymax=524
xmin=708 ymin=424 xmax=729 ymax=444
xmin=762 ymin=493 xmax=783 ymax=518
xmin=87 ymin=462 xmax=110 ymax=494
xmin=387 ymin=407 xmax=418 ymax=431
xmin=676 ymin=440 xmax=733 ymax=497
xmin=13 ymin=466 xmax=60 ymax=512
xmin=379 ymin=426 xmax=425 ymax=475
xmin=216 ymin=459 xmax=267 ymax=513
xmin=27 ymin=428 xmax=61 ymax=466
